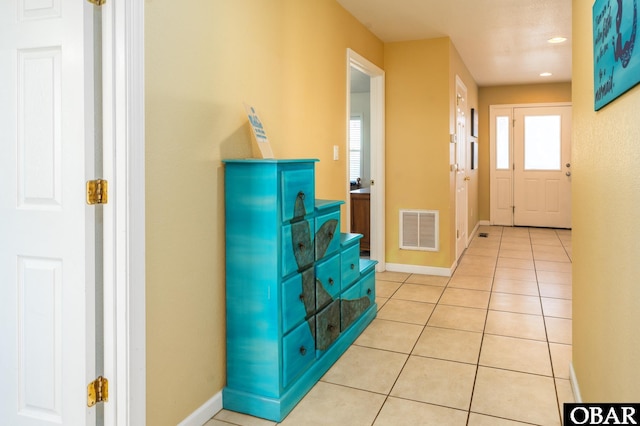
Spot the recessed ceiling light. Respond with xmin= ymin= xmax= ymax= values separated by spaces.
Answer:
xmin=548 ymin=37 xmax=567 ymax=44
xmin=540 ymin=72 xmax=553 ymax=77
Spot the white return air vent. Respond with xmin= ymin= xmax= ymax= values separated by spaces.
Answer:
xmin=400 ymin=210 xmax=439 ymax=251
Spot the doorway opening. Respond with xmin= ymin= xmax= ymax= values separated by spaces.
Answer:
xmin=346 ymin=49 xmax=385 ymax=271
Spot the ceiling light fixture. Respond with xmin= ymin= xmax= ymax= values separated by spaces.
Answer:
xmin=540 ymin=72 xmax=553 ymax=77
xmin=548 ymin=37 xmax=567 ymax=44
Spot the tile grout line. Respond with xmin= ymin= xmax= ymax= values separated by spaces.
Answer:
xmin=368 ymin=271 xmax=451 ymax=426
xmin=355 ymin=273 xmax=412 ymax=425
xmin=465 ymin=225 xmax=503 ymax=426
xmin=534 ymin=227 xmax=567 ymax=425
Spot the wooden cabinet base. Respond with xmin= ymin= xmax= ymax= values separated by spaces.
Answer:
xmin=350 ymin=189 xmax=370 ymax=252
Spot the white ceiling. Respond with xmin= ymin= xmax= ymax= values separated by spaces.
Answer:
xmin=338 ymin=0 xmax=572 ymax=86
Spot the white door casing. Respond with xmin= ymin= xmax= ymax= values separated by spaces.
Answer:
xmin=0 ymin=1 xmax=97 ymax=425
xmin=346 ymin=48 xmax=385 ymax=271
xmin=455 ymin=76 xmax=468 ymax=261
xmin=100 ymin=2 xmax=146 ymax=425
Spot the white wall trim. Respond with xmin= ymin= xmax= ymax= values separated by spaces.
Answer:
xmin=479 ymin=220 xmax=491 ymax=226
xmin=569 ymin=362 xmax=583 ymax=403
xmin=385 ymin=262 xmax=454 ymax=277
xmin=454 ymin=75 xmax=469 ymax=263
xmin=468 ymin=221 xmax=481 ymax=244
xmin=102 ymin=1 xmax=146 ymax=425
xmin=177 ymin=392 xmax=223 ymax=426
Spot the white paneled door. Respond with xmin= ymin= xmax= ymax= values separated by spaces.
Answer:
xmin=0 ymin=1 xmax=97 ymax=425
xmin=455 ymin=77 xmax=469 ymax=261
xmin=513 ymin=106 xmax=572 ymax=228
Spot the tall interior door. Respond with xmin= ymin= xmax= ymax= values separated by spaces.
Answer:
xmin=0 ymin=1 xmax=98 ymax=425
xmin=455 ymin=77 xmax=469 ymax=260
xmin=513 ymin=106 xmax=572 ymax=228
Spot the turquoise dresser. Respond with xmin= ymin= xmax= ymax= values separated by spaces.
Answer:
xmin=222 ymin=159 xmax=377 ymax=421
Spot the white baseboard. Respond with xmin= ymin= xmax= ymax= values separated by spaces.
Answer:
xmin=468 ymin=221 xmax=481 ymax=244
xmin=177 ymin=391 xmax=223 ymax=426
xmin=569 ymin=362 xmax=583 ymax=403
xmin=478 ymin=220 xmax=491 ymax=226
xmin=385 ymin=262 xmax=454 ymax=277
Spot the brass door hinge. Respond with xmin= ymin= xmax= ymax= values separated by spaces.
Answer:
xmin=87 ymin=0 xmax=106 ymax=5
xmin=87 ymin=376 xmax=109 ymax=407
xmin=86 ymin=179 xmax=108 ymax=205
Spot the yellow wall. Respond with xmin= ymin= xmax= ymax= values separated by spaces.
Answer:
xmin=572 ymin=0 xmax=640 ymax=401
xmin=145 ymin=1 xmax=383 ymax=424
xmin=385 ymin=38 xmax=478 ymax=269
xmin=477 ymin=83 xmax=572 ymax=221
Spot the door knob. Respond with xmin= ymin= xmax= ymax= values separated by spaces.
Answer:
xmin=464 ymin=176 xmax=471 ymax=181
xmin=566 ymin=171 xmax=571 ymax=176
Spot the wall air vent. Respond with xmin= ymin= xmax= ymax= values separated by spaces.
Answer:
xmin=399 ymin=210 xmax=439 ymax=251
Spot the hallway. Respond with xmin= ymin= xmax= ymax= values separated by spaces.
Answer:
xmin=209 ymin=226 xmax=573 ymax=426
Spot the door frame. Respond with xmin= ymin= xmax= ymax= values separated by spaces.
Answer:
xmin=346 ymin=49 xmax=385 ymax=271
xmin=101 ymin=2 xmax=145 ymax=425
xmin=489 ymin=102 xmax=572 ymax=226
xmin=454 ymin=75 xmax=469 ymax=262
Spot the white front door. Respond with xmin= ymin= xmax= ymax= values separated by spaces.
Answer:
xmin=513 ymin=106 xmax=572 ymax=228
xmin=455 ymin=77 xmax=468 ymax=260
xmin=0 ymin=1 xmax=98 ymax=425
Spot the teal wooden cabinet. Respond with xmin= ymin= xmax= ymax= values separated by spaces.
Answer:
xmin=222 ymin=159 xmax=377 ymax=421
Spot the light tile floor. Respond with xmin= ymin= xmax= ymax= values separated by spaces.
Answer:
xmin=208 ymin=226 xmax=574 ymax=426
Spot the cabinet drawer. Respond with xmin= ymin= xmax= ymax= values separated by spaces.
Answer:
xmin=315 ymin=211 xmax=340 ymax=261
xmin=282 ymin=319 xmax=316 ymax=388
xmin=315 ymin=300 xmax=340 ymax=352
xmin=341 ymin=243 xmax=360 ymax=287
xmin=282 ymin=219 xmax=315 ymax=277
xmin=281 ymin=168 xmax=315 ymax=222
xmin=341 ymin=270 xmax=375 ymax=331
xmin=315 ymin=253 xmax=341 ymax=310
xmin=282 ymin=269 xmax=315 ymax=334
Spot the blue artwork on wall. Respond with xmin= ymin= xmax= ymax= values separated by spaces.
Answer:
xmin=593 ymin=0 xmax=639 ymax=110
